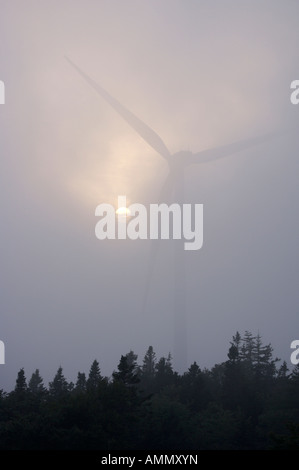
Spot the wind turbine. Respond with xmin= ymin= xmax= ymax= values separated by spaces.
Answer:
xmin=66 ymin=56 xmax=275 ymax=372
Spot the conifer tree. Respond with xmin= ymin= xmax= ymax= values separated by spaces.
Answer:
xmin=142 ymin=346 xmax=156 ymax=377
xmin=75 ymin=372 xmax=87 ymax=392
xmin=113 ymin=352 xmax=139 ymax=386
xmin=15 ymin=368 xmax=27 ymax=393
xmin=87 ymin=360 xmax=102 ymax=390
xmin=49 ymin=366 xmax=69 ymax=397
xmin=28 ymin=369 xmax=46 ymax=394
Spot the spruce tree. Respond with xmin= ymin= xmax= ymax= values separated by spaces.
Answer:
xmin=15 ymin=368 xmax=27 ymax=393
xmin=49 ymin=366 xmax=69 ymax=397
xmin=75 ymin=372 xmax=87 ymax=392
xmin=113 ymin=352 xmax=139 ymax=386
xmin=87 ymin=360 xmax=102 ymax=390
xmin=240 ymin=331 xmax=256 ymax=365
xmin=28 ymin=369 xmax=46 ymax=395
xmin=142 ymin=346 xmax=156 ymax=377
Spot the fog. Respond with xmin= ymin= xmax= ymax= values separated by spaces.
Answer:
xmin=1 ymin=0 xmax=299 ymax=390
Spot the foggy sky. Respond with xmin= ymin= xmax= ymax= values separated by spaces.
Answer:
xmin=1 ymin=0 xmax=299 ymax=390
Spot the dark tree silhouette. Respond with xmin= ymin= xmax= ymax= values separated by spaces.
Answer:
xmin=0 ymin=332 xmax=298 ymax=450
xmin=49 ymin=366 xmax=69 ymax=397
xmin=113 ymin=352 xmax=139 ymax=386
xmin=87 ymin=360 xmax=102 ymax=391
xmin=15 ymin=368 xmax=27 ymax=394
xmin=75 ymin=372 xmax=87 ymax=392
xmin=28 ymin=369 xmax=46 ymax=395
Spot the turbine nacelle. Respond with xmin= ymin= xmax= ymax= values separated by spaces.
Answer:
xmin=168 ymin=150 xmax=193 ymax=170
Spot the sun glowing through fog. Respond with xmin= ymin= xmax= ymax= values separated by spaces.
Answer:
xmin=116 ymin=207 xmax=131 ymax=217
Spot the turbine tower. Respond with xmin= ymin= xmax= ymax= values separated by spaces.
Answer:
xmin=66 ymin=56 xmax=274 ymax=372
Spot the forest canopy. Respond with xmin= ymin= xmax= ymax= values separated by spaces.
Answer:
xmin=0 ymin=331 xmax=298 ymax=450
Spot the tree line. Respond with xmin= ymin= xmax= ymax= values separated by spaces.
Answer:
xmin=0 ymin=331 xmax=299 ymax=449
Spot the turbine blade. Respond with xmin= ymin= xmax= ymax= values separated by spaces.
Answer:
xmin=65 ymin=56 xmax=171 ymax=160
xmin=189 ymin=132 xmax=277 ymax=165
xmin=142 ymin=172 xmax=174 ymax=314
